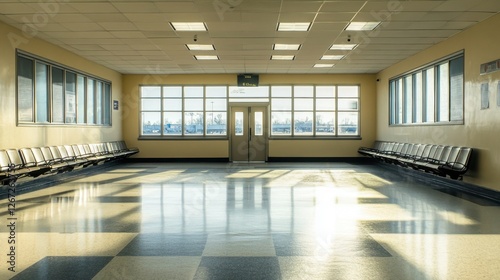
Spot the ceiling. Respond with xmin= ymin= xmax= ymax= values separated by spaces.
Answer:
xmin=1 ymin=0 xmax=499 ymax=74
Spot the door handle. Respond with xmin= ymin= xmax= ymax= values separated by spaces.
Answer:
xmin=249 ymin=128 xmax=252 ymax=142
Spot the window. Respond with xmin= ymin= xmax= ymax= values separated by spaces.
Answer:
xmin=140 ymin=84 xmax=360 ymax=138
xmin=270 ymin=85 xmax=360 ymax=137
xmin=389 ymin=52 xmax=464 ymax=125
xmin=140 ymin=86 xmax=228 ymax=137
xmin=16 ymin=52 xmax=112 ymax=126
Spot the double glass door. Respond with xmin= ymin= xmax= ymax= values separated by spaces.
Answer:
xmin=230 ymin=106 xmax=267 ymax=162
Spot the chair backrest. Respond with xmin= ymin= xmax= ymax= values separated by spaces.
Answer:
xmin=72 ymin=145 xmax=84 ymax=158
xmin=438 ymin=146 xmax=453 ymax=163
xmin=57 ymin=146 xmax=71 ymax=160
xmin=49 ymin=146 xmax=64 ymax=162
xmin=451 ymin=147 xmax=473 ymax=169
xmin=30 ymin=147 xmax=48 ymax=166
xmin=41 ymin=147 xmax=57 ymax=163
xmin=430 ymin=145 xmax=444 ymax=161
xmin=0 ymin=150 xmax=12 ymax=172
xmin=419 ymin=145 xmax=432 ymax=160
xmin=19 ymin=148 xmax=37 ymax=168
xmin=64 ymin=145 xmax=77 ymax=159
xmin=446 ymin=146 xmax=461 ymax=164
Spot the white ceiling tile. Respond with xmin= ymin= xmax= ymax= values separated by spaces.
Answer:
xmin=69 ymin=3 xmax=119 ymax=13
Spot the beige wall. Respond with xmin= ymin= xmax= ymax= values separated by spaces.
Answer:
xmin=0 ymin=21 xmax=123 ymax=149
xmin=376 ymin=13 xmax=500 ymax=191
xmin=122 ymin=74 xmax=377 ymax=158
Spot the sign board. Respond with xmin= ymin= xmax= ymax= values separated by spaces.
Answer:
xmin=237 ymin=74 xmax=259 ymax=87
xmin=480 ymin=59 xmax=500 ymax=75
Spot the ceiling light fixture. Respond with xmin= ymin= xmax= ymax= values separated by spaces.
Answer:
xmin=273 ymin=44 xmax=301 ymax=50
xmin=170 ymin=22 xmax=207 ymax=31
xmin=277 ymin=22 xmax=311 ymax=31
xmin=186 ymin=44 xmax=215 ymax=50
xmin=271 ymin=55 xmax=295 ymax=60
xmin=345 ymin=22 xmax=380 ymax=31
xmin=330 ymin=44 xmax=358 ymax=50
xmin=321 ymin=55 xmax=344 ymax=60
xmin=194 ymin=55 xmax=219 ymax=60
xmin=314 ymin=63 xmax=334 ymax=68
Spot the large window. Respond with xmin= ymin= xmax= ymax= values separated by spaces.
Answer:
xmin=389 ymin=52 xmax=464 ymax=125
xmin=270 ymin=85 xmax=360 ymax=137
xmin=16 ymin=52 xmax=112 ymax=126
xmin=140 ymin=84 xmax=360 ymax=138
xmin=140 ymin=86 xmax=228 ymax=137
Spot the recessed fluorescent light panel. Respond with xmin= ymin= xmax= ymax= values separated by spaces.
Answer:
xmin=321 ymin=55 xmax=344 ymax=60
xmin=330 ymin=44 xmax=358 ymax=51
xmin=273 ymin=44 xmax=301 ymax=50
xmin=345 ymin=22 xmax=380 ymax=31
xmin=171 ymin=22 xmax=207 ymax=31
xmin=271 ymin=55 xmax=295 ymax=60
xmin=194 ymin=55 xmax=219 ymax=60
xmin=277 ymin=22 xmax=311 ymax=31
xmin=186 ymin=44 xmax=215 ymax=50
xmin=314 ymin=63 xmax=334 ymax=68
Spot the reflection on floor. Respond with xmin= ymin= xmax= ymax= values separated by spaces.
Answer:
xmin=2 ymin=162 xmax=500 ymax=279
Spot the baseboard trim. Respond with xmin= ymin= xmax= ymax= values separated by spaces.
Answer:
xmin=267 ymin=157 xmax=376 ymax=164
xmin=125 ymin=157 xmax=230 ymax=163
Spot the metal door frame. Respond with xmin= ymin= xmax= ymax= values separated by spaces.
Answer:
xmin=229 ymin=103 xmax=269 ymax=162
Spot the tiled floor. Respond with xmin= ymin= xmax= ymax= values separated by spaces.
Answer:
xmin=2 ymin=162 xmax=500 ymax=279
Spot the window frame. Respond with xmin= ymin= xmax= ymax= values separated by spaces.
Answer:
xmin=16 ymin=50 xmax=112 ymax=127
xmin=388 ymin=51 xmax=464 ymax=127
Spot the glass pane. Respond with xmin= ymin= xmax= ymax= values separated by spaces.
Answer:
xmin=338 ymin=86 xmax=359 ymax=97
xmin=425 ymin=68 xmax=435 ymax=123
xmin=207 ymin=112 xmax=227 ymax=135
xmin=229 ymin=86 xmax=269 ymax=98
xmin=17 ymin=56 xmax=34 ymax=122
xmin=35 ymin=62 xmax=49 ymax=123
xmin=338 ymin=99 xmax=358 ymax=110
xmin=294 ymin=98 xmax=313 ymax=111
xmin=206 ymin=99 xmax=227 ymax=111
xmin=316 ymin=86 xmax=335 ymax=97
xmin=438 ymin=62 xmax=449 ymax=122
xmin=450 ymin=56 xmax=464 ymax=121
xmin=65 ymin=72 xmax=76 ymax=123
xmin=235 ymin=112 xmax=243 ymax=136
xmin=87 ymin=78 xmax=95 ymax=124
xmin=185 ymin=99 xmax=203 ymax=111
xmin=163 ymin=86 xmax=182 ymax=97
xmin=141 ymin=86 xmax=161 ymax=97
xmin=184 ymin=112 xmax=204 ymax=135
xmin=95 ymin=81 xmax=103 ymax=125
xmin=163 ymin=112 xmax=182 ymax=135
xmin=271 ymin=86 xmax=292 ymax=97
xmin=163 ymin=98 xmax=182 ymax=111
xmin=77 ymin=76 xmax=85 ymax=124
xmin=104 ymin=83 xmax=111 ymax=125
xmin=294 ymin=85 xmax=313 ymax=97
xmin=397 ymin=79 xmax=403 ymax=124
xmin=338 ymin=112 xmax=358 ymax=135
xmin=142 ymin=99 xmax=161 ymax=111
xmin=271 ymin=98 xmax=291 ymax=111
xmin=52 ymin=67 xmax=64 ymax=123
xmin=184 ymin=86 xmax=203 ymax=97
xmin=404 ymin=75 xmax=412 ymax=124
xmin=206 ymin=86 xmax=227 ymax=97
xmin=316 ymin=98 xmax=335 ymax=111
xmin=316 ymin=112 xmax=335 ymax=135
xmin=294 ymin=112 xmax=313 ymax=135
xmin=414 ymin=72 xmax=423 ymax=123
xmin=271 ymin=112 xmax=291 ymax=135
xmin=254 ymin=112 xmax=263 ymax=136
xmin=142 ymin=112 xmax=161 ymax=135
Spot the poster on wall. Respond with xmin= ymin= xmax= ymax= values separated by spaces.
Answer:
xmin=481 ymin=83 xmax=489 ymax=109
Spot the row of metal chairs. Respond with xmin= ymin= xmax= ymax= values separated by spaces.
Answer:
xmin=1 ymin=141 xmax=138 ymax=186
xmin=358 ymin=141 xmax=473 ymax=180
